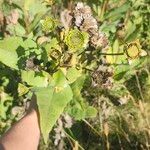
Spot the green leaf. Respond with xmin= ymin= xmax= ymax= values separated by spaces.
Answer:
xmin=66 ymin=67 xmax=81 ymax=83
xmin=14 ymin=24 xmax=26 ymax=36
xmin=0 ymin=36 xmax=24 ymax=52
xmin=34 ymin=70 xmax=73 ymax=143
xmin=22 ymin=38 xmax=37 ymax=49
xmin=125 ymin=26 xmax=141 ymax=42
xmin=28 ymin=13 xmax=44 ymax=33
xmin=124 ymin=20 xmax=136 ymax=41
xmin=114 ymin=58 xmax=145 ymax=81
xmin=67 ymin=76 xmax=86 ymax=120
xmin=85 ymin=106 xmax=97 ymax=118
xmin=105 ymin=2 xmax=130 ymax=20
xmin=0 ymin=89 xmax=13 ymax=119
xmin=24 ymin=0 xmax=48 ymax=15
xmin=44 ymin=38 xmax=61 ymax=55
xmin=71 ymin=76 xmax=86 ymax=106
xmin=18 ymin=83 xmax=29 ymax=96
xmin=0 ymin=37 xmax=24 ymax=69
xmin=71 ymin=76 xmax=86 ymax=96
xmin=21 ymin=70 xmax=50 ymax=87
xmin=68 ymin=107 xmax=85 ymax=120
xmin=34 ymin=87 xmax=54 ymax=144
xmin=68 ymin=76 xmax=97 ymax=120
xmin=0 ymin=48 xmax=18 ymax=69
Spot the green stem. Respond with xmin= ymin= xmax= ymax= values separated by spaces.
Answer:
xmin=99 ymin=53 xmax=124 ymax=55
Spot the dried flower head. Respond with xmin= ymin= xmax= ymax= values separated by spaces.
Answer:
xmin=73 ymin=2 xmax=96 ymax=29
xmin=73 ymin=2 xmax=108 ymax=49
xmin=60 ymin=9 xmax=73 ymax=29
xmin=80 ymin=16 xmax=98 ymax=32
xmin=64 ymin=29 xmax=89 ymax=52
xmin=92 ymin=66 xmax=114 ymax=89
xmin=90 ymin=32 xmax=109 ymax=48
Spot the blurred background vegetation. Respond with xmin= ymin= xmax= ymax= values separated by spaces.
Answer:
xmin=0 ymin=0 xmax=150 ymax=149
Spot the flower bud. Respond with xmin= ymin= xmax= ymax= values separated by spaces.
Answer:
xmin=64 ymin=29 xmax=89 ymax=52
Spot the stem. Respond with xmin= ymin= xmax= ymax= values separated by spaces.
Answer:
xmin=83 ymin=119 xmax=101 ymax=136
xmin=106 ymin=135 xmax=110 ymax=150
xmin=99 ymin=52 xmax=124 ymax=55
xmin=63 ymin=130 xmax=85 ymax=150
xmin=82 ymin=67 xmax=93 ymax=72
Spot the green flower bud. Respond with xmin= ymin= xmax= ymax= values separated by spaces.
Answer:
xmin=64 ymin=29 xmax=89 ymax=52
xmin=41 ymin=16 xmax=57 ymax=32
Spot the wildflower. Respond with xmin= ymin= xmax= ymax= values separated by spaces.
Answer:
xmin=125 ymin=39 xmax=147 ymax=59
xmin=125 ymin=39 xmax=147 ymax=64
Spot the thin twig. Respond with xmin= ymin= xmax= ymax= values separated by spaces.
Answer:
xmin=63 ymin=129 xmax=85 ymax=150
xmin=99 ymin=0 xmax=109 ymax=21
xmin=83 ymin=119 xmax=101 ymax=136
xmin=82 ymin=67 xmax=93 ymax=72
